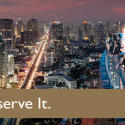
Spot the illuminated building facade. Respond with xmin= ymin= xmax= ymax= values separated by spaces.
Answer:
xmin=27 ymin=18 xmax=38 ymax=31
xmin=39 ymin=21 xmax=44 ymax=38
xmin=50 ymin=22 xmax=64 ymax=60
xmin=21 ymin=18 xmax=39 ymax=46
xmin=83 ymin=21 xmax=88 ymax=35
xmin=7 ymin=54 xmax=14 ymax=76
xmin=0 ymin=19 xmax=13 ymax=51
xmin=107 ymin=21 xmax=111 ymax=33
xmin=118 ymin=21 xmax=123 ymax=33
xmin=75 ymin=26 xmax=82 ymax=42
xmin=0 ymin=35 xmax=7 ymax=88
xmin=17 ymin=18 xmax=22 ymax=36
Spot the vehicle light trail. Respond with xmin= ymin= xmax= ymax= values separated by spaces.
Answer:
xmin=21 ymin=30 xmax=49 ymax=89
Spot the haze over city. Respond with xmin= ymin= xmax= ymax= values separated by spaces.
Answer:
xmin=0 ymin=0 xmax=125 ymax=23
xmin=0 ymin=0 xmax=125 ymax=125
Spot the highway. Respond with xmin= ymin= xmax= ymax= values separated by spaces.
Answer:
xmin=21 ymin=31 xmax=49 ymax=89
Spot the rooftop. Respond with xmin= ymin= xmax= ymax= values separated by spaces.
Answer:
xmin=47 ymin=71 xmax=76 ymax=82
xmin=34 ymin=85 xmax=53 ymax=89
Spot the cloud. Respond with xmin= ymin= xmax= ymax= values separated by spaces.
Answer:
xmin=112 ymin=7 xmax=125 ymax=14
xmin=0 ymin=0 xmax=124 ymax=23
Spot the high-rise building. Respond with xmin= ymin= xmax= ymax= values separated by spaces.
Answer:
xmin=27 ymin=18 xmax=38 ymax=31
xmin=0 ymin=34 xmax=8 ymax=88
xmin=107 ymin=21 xmax=111 ymax=32
xmin=87 ymin=21 xmax=92 ymax=35
xmin=83 ymin=21 xmax=88 ymax=35
xmin=75 ymin=25 xmax=82 ymax=42
xmin=98 ymin=21 xmax=104 ymax=44
xmin=0 ymin=19 xmax=13 ymax=51
xmin=17 ymin=18 xmax=22 ymax=36
xmin=118 ymin=21 xmax=123 ymax=33
xmin=63 ymin=25 xmax=69 ymax=37
xmin=50 ymin=21 xmax=63 ymax=40
xmin=21 ymin=30 xmax=38 ymax=46
xmin=90 ymin=35 xmax=94 ymax=44
xmin=50 ymin=21 xmax=64 ymax=65
xmin=23 ymin=18 xmax=39 ymax=46
xmin=44 ymin=51 xmax=55 ymax=67
xmin=14 ymin=18 xmax=24 ymax=47
xmin=39 ymin=21 xmax=44 ymax=38
xmin=7 ymin=54 xmax=14 ymax=76
xmin=99 ymin=21 xmax=104 ymax=35
xmin=51 ymin=22 xmax=63 ymax=55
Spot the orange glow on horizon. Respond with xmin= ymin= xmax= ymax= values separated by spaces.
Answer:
xmin=83 ymin=21 xmax=87 ymax=24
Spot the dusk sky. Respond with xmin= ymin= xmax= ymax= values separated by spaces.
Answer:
xmin=1 ymin=0 xmax=125 ymax=23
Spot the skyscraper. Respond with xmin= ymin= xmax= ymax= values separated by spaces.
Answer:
xmin=17 ymin=18 xmax=22 ymax=36
xmin=27 ymin=18 xmax=38 ymax=31
xmin=98 ymin=21 xmax=104 ymax=44
xmin=50 ymin=21 xmax=64 ymax=65
xmin=83 ymin=21 xmax=88 ymax=35
xmin=107 ymin=21 xmax=111 ymax=33
xmin=118 ymin=21 xmax=123 ymax=33
xmin=0 ymin=19 xmax=13 ymax=51
xmin=0 ymin=34 xmax=7 ymax=88
xmin=75 ymin=25 xmax=82 ymax=42
xmin=14 ymin=18 xmax=24 ymax=47
xmin=23 ymin=18 xmax=39 ymax=46
xmin=99 ymin=21 xmax=104 ymax=35
xmin=39 ymin=21 xmax=44 ymax=38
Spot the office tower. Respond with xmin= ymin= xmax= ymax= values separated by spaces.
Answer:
xmin=14 ymin=24 xmax=17 ymax=35
xmin=83 ymin=21 xmax=88 ymax=35
xmin=98 ymin=21 xmax=104 ymax=44
xmin=17 ymin=18 xmax=22 ymax=36
xmin=99 ymin=21 xmax=104 ymax=35
xmin=51 ymin=22 xmax=63 ymax=55
xmin=78 ymin=26 xmax=83 ymax=42
xmin=75 ymin=26 xmax=79 ymax=41
xmin=39 ymin=21 xmax=44 ymax=38
xmin=0 ymin=34 xmax=7 ymax=88
xmin=21 ymin=24 xmax=26 ymax=32
xmin=87 ymin=21 xmax=92 ymax=35
xmin=63 ymin=25 xmax=69 ymax=37
xmin=50 ymin=21 xmax=64 ymax=65
xmin=24 ymin=18 xmax=39 ymax=46
xmin=75 ymin=25 xmax=82 ymax=42
xmin=118 ymin=21 xmax=123 ymax=33
xmin=27 ymin=18 xmax=38 ymax=31
xmin=14 ymin=18 xmax=24 ymax=47
xmin=50 ymin=21 xmax=63 ymax=39
xmin=7 ymin=54 xmax=14 ymax=76
xmin=54 ymin=36 xmax=64 ymax=59
xmin=44 ymin=51 xmax=55 ymax=67
xmin=21 ymin=30 xmax=33 ymax=46
xmin=107 ymin=21 xmax=111 ymax=32
xmin=0 ymin=19 xmax=13 ymax=51
xmin=44 ymin=22 xmax=47 ymax=32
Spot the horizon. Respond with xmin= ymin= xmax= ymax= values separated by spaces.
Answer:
xmin=0 ymin=17 xmax=124 ymax=24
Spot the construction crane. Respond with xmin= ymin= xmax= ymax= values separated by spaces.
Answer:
xmin=54 ymin=14 xmax=58 ymax=21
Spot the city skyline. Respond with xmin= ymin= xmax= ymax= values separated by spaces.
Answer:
xmin=1 ymin=0 xmax=125 ymax=23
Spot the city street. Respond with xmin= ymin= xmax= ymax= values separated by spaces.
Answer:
xmin=21 ymin=31 xmax=49 ymax=89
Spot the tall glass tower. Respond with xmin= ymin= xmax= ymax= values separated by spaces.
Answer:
xmin=0 ymin=34 xmax=7 ymax=88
